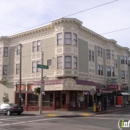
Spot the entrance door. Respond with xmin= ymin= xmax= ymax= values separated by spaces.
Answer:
xmin=61 ymin=93 xmax=66 ymax=108
xmin=55 ymin=92 xmax=61 ymax=108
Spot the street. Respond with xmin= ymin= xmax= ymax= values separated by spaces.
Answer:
xmin=0 ymin=110 xmax=130 ymax=130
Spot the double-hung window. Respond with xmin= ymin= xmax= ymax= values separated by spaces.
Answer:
xmin=65 ymin=56 xmax=71 ymax=69
xmin=106 ymin=49 xmax=110 ymax=59
xmin=32 ymin=41 xmax=41 ymax=52
xmin=73 ymin=33 xmax=77 ymax=46
xmin=47 ymin=59 xmax=52 ymax=66
xmin=112 ymin=67 xmax=114 ymax=77
xmin=3 ymin=65 xmax=7 ymax=75
xmin=57 ymin=33 xmax=62 ymax=45
xmin=121 ymin=71 xmax=125 ymax=79
xmin=16 ymin=45 xmax=20 ymax=55
xmin=0 ymin=48 xmax=2 ymax=57
xmin=98 ymin=46 xmax=102 ymax=57
xmin=32 ymin=61 xmax=41 ymax=73
xmin=16 ymin=64 xmax=20 ymax=74
xmin=74 ymin=57 xmax=77 ymax=69
xmin=65 ymin=32 xmax=71 ymax=45
xmin=120 ymin=56 xmax=124 ymax=64
xmin=4 ymin=47 xmax=8 ymax=57
xmin=37 ymin=61 xmax=41 ymax=72
xmin=57 ymin=56 xmax=62 ymax=69
xmin=98 ymin=65 xmax=103 ymax=75
xmin=89 ymin=50 xmax=94 ymax=62
xmin=114 ymin=60 xmax=117 ymax=68
xmin=111 ymin=50 xmax=114 ymax=59
xmin=107 ymin=67 xmax=111 ymax=76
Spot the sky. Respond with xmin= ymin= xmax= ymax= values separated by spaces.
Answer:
xmin=0 ymin=0 xmax=130 ymax=48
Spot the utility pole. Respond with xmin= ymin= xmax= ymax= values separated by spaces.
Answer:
xmin=39 ymin=51 xmax=44 ymax=114
xmin=19 ymin=44 xmax=22 ymax=107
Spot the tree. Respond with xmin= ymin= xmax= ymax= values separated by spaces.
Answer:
xmin=34 ymin=87 xmax=41 ymax=95
xmin=2 ymin=92 xmax=9 ymax=103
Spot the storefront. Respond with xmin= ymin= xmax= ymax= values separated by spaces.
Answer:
xmin=14 ymin=78 xmax=97 ymax=111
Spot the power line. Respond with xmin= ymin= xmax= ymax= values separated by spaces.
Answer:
xmin=11 ymin=0 xmax=118 ymax=34
xmin=64 ymin=0 xmax=118 ymax=18
xmin=101 ymin=27 xmax=130 ymax=35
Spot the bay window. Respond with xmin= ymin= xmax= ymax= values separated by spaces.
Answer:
xmin=57 ymin=56 xmax=62 ymax=69
xmin=3 ymin=65 xmax=7 ymax=75
xmin=65 ymin=56 xmax=72 ymax=69
xmin=107 ymin=67 xmax=111 ymax=76
xmin=57 ymin=33 xmax=62 ymax=45
xmin=120 ymin=56 xmax=124 ymax=64
xmin=74 ymin=57 xmax=77 ymax=69
xmin=106 ymin=49 xmax=110 ymax=59
xmin=73 ymin=33 xmax=77 ymax=46
xmin=4 ymin=47 xmax=8 ymax=57
xmin=65 ymin=32 xmax=71 ymax=45
xmin=98 ymin=65 xmax=103 ymax=75
xmin=121 ymin=71 xmax=125 ymax=79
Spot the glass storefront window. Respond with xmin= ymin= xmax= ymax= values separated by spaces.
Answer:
xmin=70 ymin=93 xmax=76 ymax=107
xmin=77 ymin=92 xmax=84 ymax=107
xmin=42 ymin=93 xmax=53 ymax=107
xmin=15 ymin=93 xmax=26 ymax=106
xmin=28 ymin=94 xmax=38 ymax=106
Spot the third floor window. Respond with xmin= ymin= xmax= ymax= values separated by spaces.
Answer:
xmin=89 ymin=50 xmax=94 ymax=62
xmin=0 ymin=48 xmax=2 ymax=57
xmin=57 ymin=33 xmax=62 ymax=45
xmin=120 ymin=56 xmax=127 ymax=64
xmin=111 ymin=50 xmax=114 ymax=59
xmin=73 ymin=33 xmax=77 ymax=46
xmin=106 ymin=49 xmax=110 ymax=59
xmin=97 ymin=46 xmax=102 ymax=57
xmin=32 ymin=40 xmax=41 ymax=52
xmin=121 ymin=71 xmax=125 ymax=79
xmin=114 ymin=60 xmax=118 ymax=68
xmin=4 ymin=47 xmax=8 ymax=57
xmin=65 ymin=32 xmax=71 ymax=45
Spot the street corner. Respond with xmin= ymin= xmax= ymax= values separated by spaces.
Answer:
xmin=45 ymin=113 xmax=57 ymax=117
xmin=80 ymin=113 xmax=94 ymax=117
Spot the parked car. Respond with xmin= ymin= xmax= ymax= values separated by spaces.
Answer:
xmin=0 ymin=103 xmax=23 ymax=116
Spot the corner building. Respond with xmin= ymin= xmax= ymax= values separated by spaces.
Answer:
xmin=0 ymin=18 xmax=130 ymax=111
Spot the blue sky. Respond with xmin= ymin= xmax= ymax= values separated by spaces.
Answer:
xmin=0 ymin=0 xmax=130 ymax=48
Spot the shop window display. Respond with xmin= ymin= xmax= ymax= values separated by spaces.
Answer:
xmin=42 ymin=93 xmax=53 ymax=107
xmin=70 ymin=93 xmax=76 ymax=107
xmin=28 ymin=94 xmax=38 ymax=106
xmin=15 ymin=93 xmax=25 ymax=106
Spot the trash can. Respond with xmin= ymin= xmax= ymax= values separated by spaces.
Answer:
xmin=93 ymin=103 xmax=96 ymax=112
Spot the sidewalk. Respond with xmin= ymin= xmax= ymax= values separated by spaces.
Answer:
xmin=23 ymin=105 xmax=130 ymax=117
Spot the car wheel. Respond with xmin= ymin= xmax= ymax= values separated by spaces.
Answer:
xmin=7 ymin=111 xmax=11 ymax=116
xmin=17 ymin=112 xmax=21 ymax=115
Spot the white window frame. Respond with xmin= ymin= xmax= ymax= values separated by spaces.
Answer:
xmin=65 ymin=32 xmax=72 ymax=45
xmin=3 ymin=65 xmax=7 ymax=75
xmin=73 ymin=33 xmax=77 ymax=46
xmin=4 ymin=47 xmax=8 ymax=57
xmin=32 ymin=41 xmax=41 ymax=52
xmin=57 ymin=33 xmax=62 ymax=46
xmin=65 ymin=56 xmax=72 ymax=69
xmin=74 ymin=56 xmax=77 ymax=69
xmin=47 ymin=59 xmax=52 ymax=67
xmin=57 ymin=56 xmax=62 ymax=69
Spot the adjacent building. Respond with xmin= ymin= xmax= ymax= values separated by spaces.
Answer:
xmin=0 ymin=18 xmax=130 ymax=111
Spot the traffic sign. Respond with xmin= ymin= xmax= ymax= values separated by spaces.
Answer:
xmin=37 ymin=64 xmax=49 ymax=69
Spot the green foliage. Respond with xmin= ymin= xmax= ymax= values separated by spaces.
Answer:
xmin=2 ymin=92 xmax=9 ymax=103
xmin=34 ymin=87 xmax=40 ymax=95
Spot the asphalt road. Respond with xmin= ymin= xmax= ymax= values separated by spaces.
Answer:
xmin=0 ymin=110 xmax=130 ymax=130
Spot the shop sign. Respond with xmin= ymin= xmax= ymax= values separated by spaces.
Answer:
xmin=102 ymin=90 xmax=113 ymax=93
xmin=108 ymin=85 xmax=118 ymax=89
xmin=108 ymin=79 xmax=118 ymax=85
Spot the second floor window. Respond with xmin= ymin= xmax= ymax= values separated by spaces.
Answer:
xmin=98 ymin=65 xmax=103 ymax=75
xmin=4 ymin=47 xmax=8 ymax=57
xmin=121 ymin=71 xmax=125 ymax=79
xmin=112 ymin=67 xmax=114 ymax=77
xmin=32 ymin=41 xmax=41 ymax=52
xmin=98 ymin=46 xmax=102 ymax=57
xmin=74 ymin=57 xmax=77 ymax=69
xmin=16 ymin=64 xmax=20 ymax=74
xmin=114 ymin=60 xmax=117 ymax=68
xmin=65 ymin=32 xmax=71 ymax=45
xmin=65 ymin=56 xmax=72 ymax=69
xmin=73 ymin=33 xmax=77 ymax=46
xmin=32 ymin=61 xmax=41 ymax=73
xmin=57 ymin=33 xmax=62 ymax=45
xmin=47 ymin=59 xmax=52 ymax=66
xmin=57 ymin=56 xmax=62 ymax=69
xmin=3 ymin=65 xmax=7 ymax=75
xmin=89 ymin=50 xmax=94 ymax=62
xmin=0 ymin=48 xmax=2 ymax=57
xmin=107 ymin=67 xmax=111 ymax=76
xmin=106 ymin=49 xmax=110 ymax=59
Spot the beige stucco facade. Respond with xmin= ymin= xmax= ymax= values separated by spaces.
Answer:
xmin=0 ymin=18 xmax=129 ymax=105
